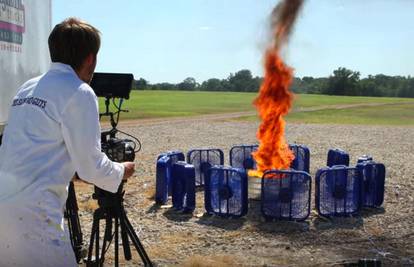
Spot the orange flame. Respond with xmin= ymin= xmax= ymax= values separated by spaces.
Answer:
xmin=251 ymin=0 xmax=304 ymax=177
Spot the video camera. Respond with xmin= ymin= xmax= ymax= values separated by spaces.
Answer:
xmin=90 ymin=72 xmax=141 ymax=163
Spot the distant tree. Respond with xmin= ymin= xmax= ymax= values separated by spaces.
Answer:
xmin=398 ymin=78 xmax=414 ymax=98
xmin=359 ymin=76 xmax=383 ymax=96
xmin=290 ymin=77 xmax=304 ymax=93
xmin=227 ymin=69 xmax=260 ymax=92
xmin=152 ymin=82 xmax=176 ymax=90
xmin=177 ymin=77 xmax=198 ymax=91
xmin=324 ymin=67 xmax=360 ymax=95
xmin=135 ymin=78 xmax=148 ymax=90
xmin=200 ymin=78 xmax=223 ymax=91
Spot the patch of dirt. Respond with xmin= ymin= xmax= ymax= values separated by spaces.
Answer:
xmin=75 ymin=117 xmax=414 ymax=266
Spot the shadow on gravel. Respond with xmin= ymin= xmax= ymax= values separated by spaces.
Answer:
xmin=146 ymin=203 xmax=162 ymax=214
xmin=253 ymin=220 xmax=310 ymax=234
xmin=312 ymin=215 xmax=364 ymax=231
xmin=196 ymin=214 xmax=246 ymax=230
xmin=162 ymin=209 xmax=193 ymax=222
xmin=360 ymin=207 xmax=386 ymax=218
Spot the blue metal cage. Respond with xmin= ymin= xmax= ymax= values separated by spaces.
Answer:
xmin=155 ymin=156 xmax=172 ymax=204
xmin=155 ymin=151 xmax=185 ymax=204
xmin=157 ymin=150 xmax=185 ymax=162
xmin=171 ymin=161 xmax=196 ymax=213
xmin=229 ymin=144 xmax=258 ymax=170
xmin=261 ymin=170 xmax=311 ymax=221
xmin=315 ymin=166 xmax=361 ymax=217
xmin=187 ymin=148 xmax=224 ymax=186
xmin=205 ymin=166 xmax=248 ymax=217
xmin=357 ymin=161 xmax=385 ymax=208
xmin=289 ymin=144 xmax=310 ymax=173
xmin=327 ymin=148 xmax=350 ymax=167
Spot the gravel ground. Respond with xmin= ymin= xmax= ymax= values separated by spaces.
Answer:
xmin=74 ymin=117 xmax=414 ymax=266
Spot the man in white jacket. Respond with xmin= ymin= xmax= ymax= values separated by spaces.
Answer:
xmin=0 ymin=18 xmax=135 ymax=266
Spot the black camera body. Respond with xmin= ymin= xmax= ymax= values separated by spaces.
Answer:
xmin=101 ymin=131 xmax=135 ymax=163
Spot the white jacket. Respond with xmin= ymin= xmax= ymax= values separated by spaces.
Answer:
xmin=0 ymin=63 xmax=125 ymax=266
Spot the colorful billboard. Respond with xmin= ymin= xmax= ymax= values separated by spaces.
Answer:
xmin=0 ymin=0 xmax=51 ymax=128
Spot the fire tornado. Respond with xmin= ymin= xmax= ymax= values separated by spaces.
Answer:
xmin=252 ymin=0 xmax=305 ymax=176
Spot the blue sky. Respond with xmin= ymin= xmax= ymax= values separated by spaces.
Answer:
xmin=53 ymin=0 xmax=413 ymax=83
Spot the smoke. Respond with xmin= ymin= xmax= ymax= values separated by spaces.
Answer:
xmin=271 ymin=0 xmax=304 ymax=50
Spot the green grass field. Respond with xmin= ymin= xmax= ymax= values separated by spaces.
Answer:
xmin=100 ymin=90 xmax=414 ymax=125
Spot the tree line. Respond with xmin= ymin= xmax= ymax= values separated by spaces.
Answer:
xmin=134 ymin=67 xmax=414 ymax=98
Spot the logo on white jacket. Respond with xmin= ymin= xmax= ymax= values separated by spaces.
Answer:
xmin=12 ymin=96 xmax=47 ymax=109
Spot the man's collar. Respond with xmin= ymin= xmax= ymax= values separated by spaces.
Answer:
xmin=50 ymin=62 xmax=77 ymax=75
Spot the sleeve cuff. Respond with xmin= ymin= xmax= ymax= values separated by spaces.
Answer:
xmin=99 ymin=162 xmax=125 ymax=193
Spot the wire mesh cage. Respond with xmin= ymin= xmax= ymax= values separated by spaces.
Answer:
xmin=289 ymin=144 xmax=310 ymax=173
xmin=315 ymin=166 xmax=361 ymax=217
xmin=356 ymin=161 xmax=386 ymax=208
xmin=229 ymin=144 xmax=259 ymax=170
xmin=155 ymin=151 xmax=185 ymax=204
xmin=171 ymin=161 xmax=196 ymax=213
xmin=205 ymin=166 xmax=248 ymax=217
xmin=327 ymin=148 xmax=350 ymax=167
xmin=187 ymin=148 xmax=224 ymax=186
xmin=261 ymin=170 xmax=311 ymax=221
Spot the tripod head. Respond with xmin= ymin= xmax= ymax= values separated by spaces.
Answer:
xmin=93 ymin=181 xmax=126 ymax=209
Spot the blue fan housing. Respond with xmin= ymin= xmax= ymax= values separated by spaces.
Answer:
xmin=357 ymin=155 xmax=373 ymax=164
xmin=155 ymin=156 xmax=172 ymax=204
xmin=187 ymin=148 xmax=224 ymax=186
xmin=171 ymin=161 xmax=196 ymax=213
xmin=356 ymin=161 xmax=385 ymax=208
xmin=157 ymin=150 xmax=185 ymax=162
xmin=205 ymin=166 xmax=248 ymax=217
xmin=261 ymin=170 xmax=311 ymax=221
xmin=327 ymin=148 xmax=350 ymax=167
xmin=289 ymin=144 xmax=310 ymax=173
xmin=229 ymin=144 xmax=258 ymax=170
xmin=316 ymin=165 xmax=361 ymax=217
xmin=155 ymin=151 xmax=185 ymax=204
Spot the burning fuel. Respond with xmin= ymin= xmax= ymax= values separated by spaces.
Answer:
xmin=251 ymin=0 xmax=305 ymax=177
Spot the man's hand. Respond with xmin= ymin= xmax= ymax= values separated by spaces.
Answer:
xmin=122 ymin=162 xmax=135 ymax=181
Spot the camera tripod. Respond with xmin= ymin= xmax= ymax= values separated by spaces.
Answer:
xmin=65 ymin=181 xmax=85 ymax=263
xmin=86 ymin=182 xmax=152 ymax=267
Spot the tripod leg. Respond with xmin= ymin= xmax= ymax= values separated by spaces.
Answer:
xmin=122 ymin=211 xmax=153 ymax=267
xmin=115 ymin=216 xmax=119 ymax=267
xmin=119 ymin=210 xmax=132 ymax=260
xmin=95 ymin=218 xmax=100 ymax=267
xmin=87 ymin=217 xmax=96 ymax=264
xmin=100 ymin=216 xmax=112 ymax=266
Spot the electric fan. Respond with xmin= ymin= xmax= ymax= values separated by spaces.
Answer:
xmin=155 ymin=151 xmax=185 ymax=204
xmin=157 ymin=150 xmax=185 ymax=162
xmin=171 ymin=161 xmax=196 ymax=213
xmin=356 ymin=161 xmax=385 ymax=208
xmin=205 ymin=166 xmax=248 ymax=217
xmin=261 ymin=170 xmax=311 ymax=221
xmin=289 ymin=144 xmax=310 ymax=173
xmin=327 ymin=148 xmax=350 ymax=167
xmin=229 ymin=144 xmax=258 ymax=170
xmin=315 ymin=165 xmax=361 ymax=217
xmin=187 ymin=148 xmax=224 ymax=186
